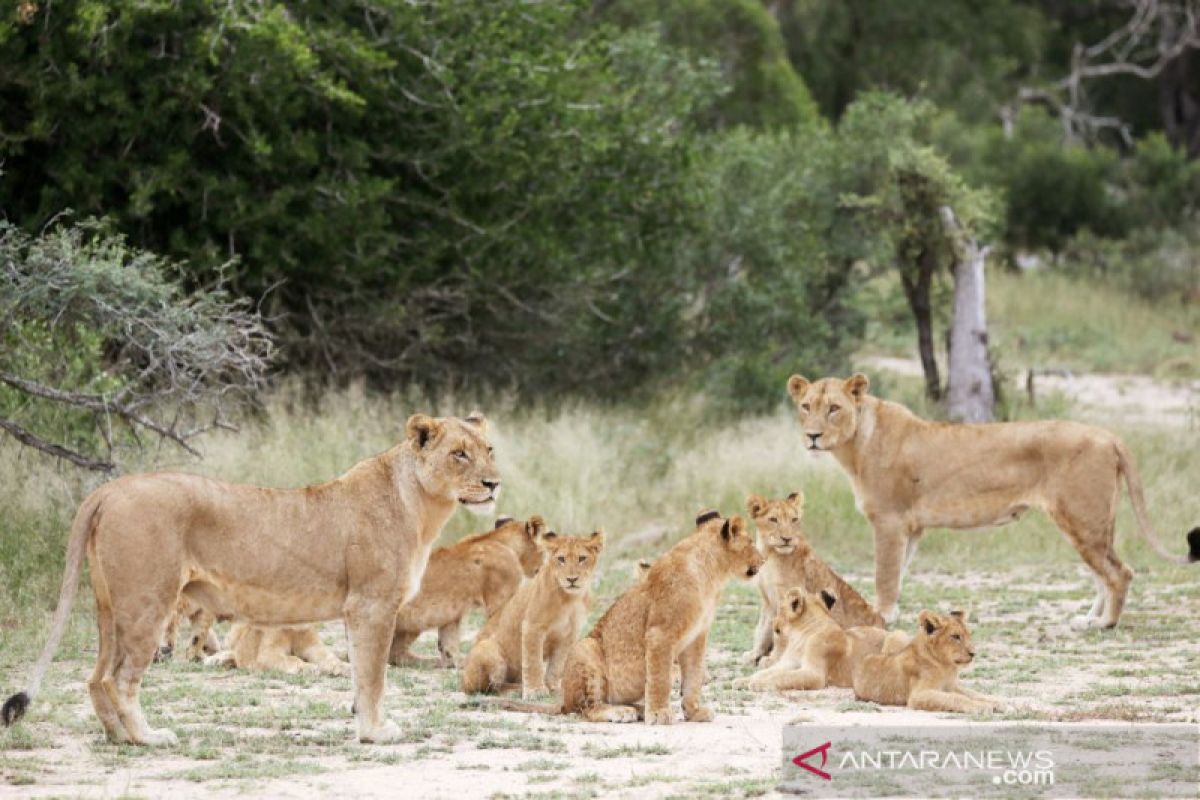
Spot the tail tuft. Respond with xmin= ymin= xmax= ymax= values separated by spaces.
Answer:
xmin=2 ymin=692 xmax=30 ymax=726
xmin=1188 ymin=528 xmax=1200 ymax=563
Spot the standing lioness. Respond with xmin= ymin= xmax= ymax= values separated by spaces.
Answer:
xmin=2 ymin=413 xmax=499 ymax=746
xmin=787 ymin=373 xmax=1197 ymax=629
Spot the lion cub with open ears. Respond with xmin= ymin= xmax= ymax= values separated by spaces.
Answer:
xmin=735 ymin=587 xmax=888 ymax=692
xmin=461 ymin=530 xmax=604 ymax=698
xmin=852 ymin=609 xmax=1003 ymax=713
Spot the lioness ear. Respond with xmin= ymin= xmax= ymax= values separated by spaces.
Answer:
xmin=695 ymin=509 xmax=721 ymax=527
xmin=820 ymin=590 xmax=837 ymax=610
xmin=745 ymin=494 xmax=768 ymax=518
xmin=919 ymin=610 xmax=939 ymax=635
xmin=587 ymin=529 xmax=606 ymax=553
xmin=526 ymin=515 xmax=546 ymax=539
xmin=844 ymin=373 xmax=870 ymax=401
xmin=406 ymin=414 xmax=443 ymax=449
xmin=787 ymin=374 xmax=811 ymax=402
xmin=462 ymin=411 xmax=488 ymax=433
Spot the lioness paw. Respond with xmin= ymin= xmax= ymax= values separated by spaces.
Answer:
xmin=685 ymin=705 xmax=715 ymax=723
xmin=358 ymin=719 xmax=402 ymax=744
xmin=645 ymin=708 xmax=673 ymax=726
xmin=142 ymin=728 xmax=179 ymax=747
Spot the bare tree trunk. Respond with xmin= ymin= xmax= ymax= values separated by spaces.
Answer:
xmin=941 ymin=207 xmax=994 ymax=423
xmin=900 ymin=247 xmax=942 ymax=402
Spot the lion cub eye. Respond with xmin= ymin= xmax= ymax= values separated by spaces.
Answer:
xmin=800 ymin=403 xmax=811 ymax=412
xmin=557 ymin=556 xmax=566 ymax=564
xmin=452 ymin=449 xmax=468 ymax=461
xmin=768 ymin=517 xmax=779 ymax=524
xmin=828 ymin=404 xmax=841 ymax=415
xmin=577 ymin=555 xmax=587 ymax=564
xmin=791 ymin=517 xmax=799 ymax=523
xmin=951 ymin=634 xmax=962 ymax=641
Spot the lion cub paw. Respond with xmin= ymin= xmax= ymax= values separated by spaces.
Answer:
xmin=645 ymin=707 xmax=673 ymax=726
xmin=684 ymin=705 xmax=715 ymax=723
xmin=599 ymin=705 xmax=639 ymax=723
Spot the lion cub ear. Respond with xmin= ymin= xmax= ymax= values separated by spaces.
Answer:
xmin=745 ymin=494 xmax=768 ymax=518
xmin=785 ymin=588 xmax=805 ymax=615
xmin=406 ymin=414 xmax=443 ymax=449
xmin=695 ymin=509 xmax=721 ymax=527
xmin=785 ymin=491 xmax=804 ymax=512
xmin=787 ymin=375 xmax=811 ymax=402
xmin=949 ymin=609 xmax=969 ymax=623
xmin=918 ymin=610 xmax=940 ymax=635
xmin=585 ymin=529 xmax=606 ymax=553
xmin=494 ymin=516 xmax=514 ymax=529
xmin=721 ymin=516 xmax=747 ymax=541
xmin=525 ymin=515 xmax=547 ymax=540
xmin=462 ymin=411 xmax=489 ymax=433
xmin=844 ymin=373 xmax=870 ymax=401
xmin=820 ymin=590 xmax=837 ymax=610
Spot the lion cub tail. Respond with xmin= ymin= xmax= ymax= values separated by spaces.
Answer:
xmin=1115 ymin=442 xmax=1191 ymax=565
xmin=481 ymin=698 xmax=564 ymax=716
xmin=3 ymin=490 xmax=105 ymax=727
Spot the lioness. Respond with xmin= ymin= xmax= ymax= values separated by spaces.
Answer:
xmin=1 ymin=413 xmax=499 ymax=745
xmin=787 ymin=373 xmax=1198 ymax=629
xmin=745 ymin=491 xmax=883 ymax=665
xmin=852 ymin=610 xmax=1001 ymax=713
xmin=206 ymin=622 xmax=349 ymax=676
xmin=500 ymin=511 xmax=763 ymax=724
xmin=736 ymin=588 xmax=888 ymax=692
xmin=461 ymin=531 xmax=604 ymax=698
xmin=390 ymin=515 xmax=549 ymax=668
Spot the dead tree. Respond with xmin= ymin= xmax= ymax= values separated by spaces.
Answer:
xmin=941 ymin=207 xmax=994 ymax=423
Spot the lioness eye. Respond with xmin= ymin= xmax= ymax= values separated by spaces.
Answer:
xmin=829 ymin=404 xmax=841 ymax=414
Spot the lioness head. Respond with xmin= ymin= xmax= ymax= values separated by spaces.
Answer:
xmin=406 ymin=412 xmax=501 ymax=515
xmin=695 ymin=510 xmax=765 ymax=580
xmin=539 ymin=531 xmax=604 ymax=595
xmin=493 ymin=515 xmax=551 ymax=577
xmin=745 ymin=492 xmax=806 ymax=555
xmin=918 ymin=609 xmax=975 ymax=666
xmin=786 ymin=373 xmax=870 ymax=452
xmin=775 ymin=587 xmax=838 ymax=633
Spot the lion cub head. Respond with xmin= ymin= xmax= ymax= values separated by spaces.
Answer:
xmin=539 ymin=531 xmax=605 ymax=595
xmin=786 ymin=373 xmax=871 ymax=452
xmin=492 ymin=515 xmax=551 ymax=577
xmin=406 ymin=413 xmax=501 ymax=515
xmin=695 ymin=510 xmax=765 ymax=580
xmin=774 ymin=587 xmax=837 ymax=642
xmin=745 ymin=492 xmax=807 ymax=556
xmin=917 ymin=610 xmax=975 ymax=666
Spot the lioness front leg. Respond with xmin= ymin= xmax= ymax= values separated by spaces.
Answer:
xmin=678 ymin=633 xmax=713 ymax=722
xmin=871 ymin=519 xmax=911 ymax=624
xmin=520 ymin=622 xmax=549 ymax=698
xmin=644 ymin=628 xmax=675 ymax=725
xmin=908 ymin=687 xmax=995 ymax=714
xmin=345 ymin=599 xmax=401 ymax=743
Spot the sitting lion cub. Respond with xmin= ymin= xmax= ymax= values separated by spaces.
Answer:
xmin=390 ymin=515 xmax=549 ymax=667
xmin=735 ymin=587 xmax=888 ymax=692
xmin=206 ymin=622 xmax=349 ymax=676
xmin=562 ymin=511 xmax=763 ymax=724
xmin=461 ymin=531 xmax=604 ymax=698
xmin=745 ymin=491 xmax=883 ymax=665
xmin=852 ymin=610 xmax=1001 ymax=713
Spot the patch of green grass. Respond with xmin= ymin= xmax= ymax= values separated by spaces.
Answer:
xmin=580 ymin=741 xmax=670 ymax=758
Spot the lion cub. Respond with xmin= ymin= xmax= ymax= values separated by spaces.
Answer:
xmin=852 ymin=610 xmax=1001 ymax=713
xmin=735 ymin=587 xmax=888 ymax=692
xmin=557 ymin=511 xmax=764 ymax=724
xmin=206 ymin=622 xmax=349 ymax=676
xmin=461 ymin=531 xmax=604 ymax=698
xmin=746 ymin=491 xmax=883 ymax=665
xmin=390 ymin=515 xmax=549 ymax=667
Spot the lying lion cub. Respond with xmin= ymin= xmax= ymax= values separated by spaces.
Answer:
xmin=206 ymin=622 xmax=349 ymax=676
xmin=503 ymin=511 xmax=764 ymax=725
xmin=745 ymin=491 xmax=883 ymax=665
xmin=735 ymin=587 xmax=888 ymax=692
xmin=390 ymin=515 xmax=549 ymax=668
xmin=461 ymin=531 xmax=604 ymax=698
xmin=852 ymin=610 xmax=1001 ymax=713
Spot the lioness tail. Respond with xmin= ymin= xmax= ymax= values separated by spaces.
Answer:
xmin=3 ymin=489 xmax=105 ymax=726
xmin=1115 ymin=441 xmax=1190 ymax=565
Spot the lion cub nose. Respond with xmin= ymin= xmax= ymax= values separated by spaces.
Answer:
xmin=780 ymin=537 xmax=792 ymax=544
xmin=482 ymin=479 xmax=500 ymax=491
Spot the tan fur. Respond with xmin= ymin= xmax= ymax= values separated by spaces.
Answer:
xmin=556 ymin=512 xmax=765 ymax=724
xmin=745 ymin=491 xmax=883 ymax=665
xmin=390 ymin=516 xmax=549 ymax=668
xmin=159 ymin=596 xmax=219 ymax=663
xmin=736 ymin=588 xmax=887 ymax=692
xmin=787 ymin=373 xmax=1189 ymax=629
xmin=205 ymin=623 xmax=349 ymax=676
xmin=852 ymin=610 xmax=1002 ymax=713
xmin=461 ymin=532 xmax=604 ymax=699
xmin=3 ymin=413 xmax=499 ymax=746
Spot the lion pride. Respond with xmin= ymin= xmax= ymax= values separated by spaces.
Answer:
xmin=1 ymin=413 xmax=499 ymax=745
xmin=787 ymin=373 xmax=1196 ymax=629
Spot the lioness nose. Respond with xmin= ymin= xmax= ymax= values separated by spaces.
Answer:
xmin=482 ymin=479 xmax=500 ymax=491
xmin=807 ymin=433 xmax=822 ymax=445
